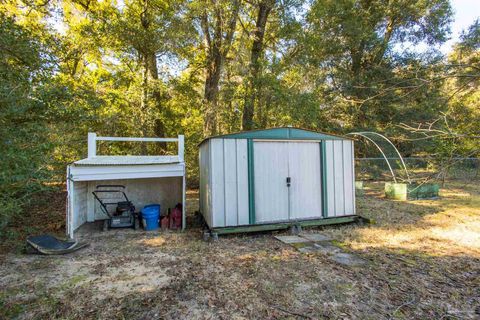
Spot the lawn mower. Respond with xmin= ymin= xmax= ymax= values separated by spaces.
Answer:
xmin=92 ymin=185 xmax=137 ymax=231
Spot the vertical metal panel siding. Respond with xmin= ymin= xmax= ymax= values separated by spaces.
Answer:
xmin=247 ymin=139 xmax=255 ymax=224
xmin=325 ymin=141 xmax=336 ymax=217
xmin=199 ymin=141 xmax=212 ymax=223
xmin=320 ymin=142 xmax=328 ymax=217
xmin=236 ymin=140 xmax=249 ymax=225
xmin=199 ymin=144 xmax=204 ymax=216
xmin=288 ymin=142 xmax=322 ymax=220
xmin=206 ymin=141 xmax=213 ymax=226
xmin=224 ymin=139 xmax=238 ymax=226
xmin=325 ymin=140 xmax=355 ymax=217
xmin=200 ymin=140 xmax=212 ymax=227
xmin=342 ymin=140 xmax=355 ymax=215
xmin=333 ymin=140 xmax=346 ymax=215
xmin=253 ymin=142 xmax=289 ymax=223
xmin=208 ymin=138 xmax=249 ymax=228
xmin=204 ymin=141 xmax=213 ymax=225
xmin=210 ymin=139 xmax=226 ymax=227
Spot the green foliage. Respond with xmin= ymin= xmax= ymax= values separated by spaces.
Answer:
xmin=442 ymin=19 xmax=480 ymax=156
xmin=301 ymin=0 xmax=452 ymax=133
xmin=0 ymin=13 xmax=56 ymax=231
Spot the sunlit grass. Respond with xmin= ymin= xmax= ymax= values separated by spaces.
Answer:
xmin=322 ymin=180 xmax=480 ymax=257
xmin=138 ymin=236 xmax=166 ymax=247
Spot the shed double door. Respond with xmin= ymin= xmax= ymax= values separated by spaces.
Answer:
xmin=253 ymin=141 xmax=322 ymax=223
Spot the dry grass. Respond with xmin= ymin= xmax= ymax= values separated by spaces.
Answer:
xmin=321 ymin=181 xmax=480 ymax=257
xmin=0 ymin=180 xmax=479 ymax=319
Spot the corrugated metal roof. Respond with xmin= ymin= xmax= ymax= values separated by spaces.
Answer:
xmin=199 ymin=127 xmax=351 ymax=145
xmin=73 ymin=155 xmax=180 ymax=166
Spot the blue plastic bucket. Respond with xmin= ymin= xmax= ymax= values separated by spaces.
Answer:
xmin=138 ymin=204 xmax=160 ymax=220
xmin=141 ymin=204 xmax=160 ymax=231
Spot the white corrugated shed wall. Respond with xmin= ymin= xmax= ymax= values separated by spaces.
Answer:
xmin=88 ymin=178 xmax=182 ymax=220
xmin=209 ymin=138 xmax=249 ymax=228
xmin=199 ymin=140 xmax=212 ymax=227
xmin=73 ymin=181 xmax=88 ymax=230
xmin=325 ymin=140 xmax=356 ymax=217
xmin=71 ymin=178 xmax=182 ymax=233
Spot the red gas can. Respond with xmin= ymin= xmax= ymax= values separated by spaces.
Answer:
xmin=169 ymin=203 xmax=182 ymax=229
xmin=161 ymin=216 xmax=169 ymax=230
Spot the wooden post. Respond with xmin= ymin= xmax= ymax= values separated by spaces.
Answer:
xmin=88 ymin=132 xmax=97 ymax=158
xmin=178 ymin=135 xmax=185 ymax=162
xmin=67 ymin=174 xmax=75 ymax=238
xmin=66 ymin=167 xmax=71 ymax=237
xmin=179 ymin=135 xmax=186 ymax=230
xmin=182 ymin=173 xmax=186 ymax=231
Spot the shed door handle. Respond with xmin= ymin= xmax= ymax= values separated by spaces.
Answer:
xmin=286 ymin=177 xmax=291 ymax=187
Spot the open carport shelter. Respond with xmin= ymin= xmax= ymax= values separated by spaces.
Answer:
xmin=66 ymin=133 xmax=186 ymax=237
xmin=199 ymin=127 xmax=357 ymax=234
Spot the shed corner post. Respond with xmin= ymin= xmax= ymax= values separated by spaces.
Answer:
xmin=87 ymin=132 xmax=97 ymax=158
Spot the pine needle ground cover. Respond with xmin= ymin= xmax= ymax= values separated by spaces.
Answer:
xmin=0 ymin=182 xmax=479 ymax=319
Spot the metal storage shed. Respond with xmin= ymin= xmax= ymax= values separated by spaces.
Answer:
xmin=66 ymin=133 xmax=186 ymax=237
xmin=199 ymin=127 xmax=356 ymax=234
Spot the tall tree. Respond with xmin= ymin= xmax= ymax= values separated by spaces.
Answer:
xmin=199 ymin=0 xmax=240 ymax=136
xmin=304 ymin=0 xmax=453 ymax=130
xmin=242 ymin=0 xmax=275 ymax=130
xmin=71 ymin=0 xmax=193 ymax=142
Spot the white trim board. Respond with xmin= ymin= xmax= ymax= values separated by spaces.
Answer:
xmin=74 ymin=155 xmax=179 ymax=166
xmin=69 ymin=163 xmax=185 ymax=182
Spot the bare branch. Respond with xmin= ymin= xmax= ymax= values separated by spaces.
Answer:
xmin=398 ymin=120 xmax=480 ymax=139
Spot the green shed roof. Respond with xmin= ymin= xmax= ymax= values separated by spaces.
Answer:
xmin=200 ymin=127 xmax=350 ymax=145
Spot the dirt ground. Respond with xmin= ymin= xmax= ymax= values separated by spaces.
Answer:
xmin=1 ymin=181 xmax=479 ymax=319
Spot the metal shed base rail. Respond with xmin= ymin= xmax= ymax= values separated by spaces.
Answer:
xmin=209 ymin=215 xmax=362 ymax=235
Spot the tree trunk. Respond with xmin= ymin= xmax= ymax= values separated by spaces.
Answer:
xmin=140 ymin=54 xmax=150 ymax=154
xmin=203 ymin=46 xmax=223 ymax=135
xmin=242 ymin=0 xmax=274 ymax=130
xmin=201 ymin=0 xmax=240 ymax=137
xmin=349 ymin=39 xmax=367 ymax=129
xmin=141 ymin=54 xmax=149 ymax=122
xmin=146 ymin=52 xmax=167 ymax=149
xmin=140 ymin=0 xmax=167 ymax=149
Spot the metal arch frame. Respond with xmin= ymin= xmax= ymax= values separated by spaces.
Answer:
xmin=347 ymin=132 xmax=397 ymax=183
xmin=355 ymin=131 xmax=411 ymax=183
